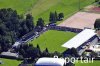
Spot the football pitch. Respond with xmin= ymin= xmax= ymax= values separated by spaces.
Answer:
xmin=30 ymin=30 xmax=76 ymax=52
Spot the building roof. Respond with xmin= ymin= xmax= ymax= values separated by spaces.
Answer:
xmin=35 ymin=57 xmax=65 ymax=66
xmin=62 ymin=29 xmax=96 ymax=48
xmin=1 ymin=52 xmax=18 ymax=58
xmin=13 ymin=41 xmax=20 ymax=47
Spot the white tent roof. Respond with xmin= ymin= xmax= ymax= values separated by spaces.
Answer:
xmin=62 ymin=29 xmax=96 ymax=48
xmin=35 ymin=58 xmax=65 ymax=66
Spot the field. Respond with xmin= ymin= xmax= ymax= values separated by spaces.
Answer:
xmin=0 ymin=0 xmax=99 ymax=66
xmin=0 ymin=0 xmax=38 ymax=14
xmin=0 ymin=0 xmax=95 ymax=24
xmin=75 ymin=60 xmax=100 ymax=66
xmin=58 ymin=12 xmax=100 ymax=29
xmin=31 ymin=0 xmax=95 ymax=24
xmin=0 ymin=58 xmax=21 ymax=66
xmin=30 ymin=30 xmax=76 ymax=52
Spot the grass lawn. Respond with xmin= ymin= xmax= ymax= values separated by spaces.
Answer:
xmin=31 ymin=0 xmax=95 ymax=24
xmin=0 ymin=58 xmax=21 ymax=66
xmin=0 ymin=0 xmax=95 ymax=24
xmin=30 ymin=30 xmax=76 ymax=52
xmin=75 ymin=60 xmax=100 ymax=66
xmin=0 ymin=0 xmax=38 ymax=14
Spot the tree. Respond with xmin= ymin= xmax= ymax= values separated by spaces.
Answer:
xmin=0 ymin=23 xmax=7 ymax=36
xmin=63 ymin=48 xmax=79 ymax=57
xmin=58 ymin=13 xmax=64 ymax=21
xmin=95 ymin=0 xmax=99 ymax=2
xmin=49 ymin=12 xmax=56 ymax=23
xmin=70 ymin=48 xmax=79 ymax=57
xmin=94 ymin=19 xmax=100 ymax=29
xmin=49 ymin=12 xmax=53 ymax=23
xmin=65 ymin=62 xmax=75 ymax=66
xmin=54 ymin=51 xmax=62 ymax=57
xmin=26 ymin=14 xmax=34 ymax=31
xmin=45 ymin=48 xmax=49 ymax=53
xmin=55 ymin=11 xmax=58 ymax=21
xmin=37 ymin=44 xmax=40 ymax=50
xmin=0 ymin=8 xmax=35 ymax=53
xmin=49 ymin=11 xmax=64 ymax=23
xmin=41 ymin=48 xmax=50 ymax=57
xmin=36 ymin=18 xmax=44 ymax=28
xmin=17 ymin=43 xmax=42 ymax=60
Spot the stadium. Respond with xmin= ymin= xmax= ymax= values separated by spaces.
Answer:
xmin=0 ymin=0 xmax=100 ymax=66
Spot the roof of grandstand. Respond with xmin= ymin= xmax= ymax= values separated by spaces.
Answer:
xmin=62 ymin=29 xmax=96 ymax=48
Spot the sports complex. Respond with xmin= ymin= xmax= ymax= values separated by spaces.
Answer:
xmin=0 ymin=0 xmax=100 ymax=66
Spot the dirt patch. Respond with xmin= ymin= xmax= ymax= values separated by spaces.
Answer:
xmin=58 ymin=12 xmax=100 ymax=29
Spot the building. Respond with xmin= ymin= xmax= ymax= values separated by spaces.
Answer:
xmin=35 ymin=58 xmax=65 ymax=66
xmin=89 ymin=43 xmax=100 ymax=57
xmin=1 ymin=52 xmax=19 ymax=58
xmin=62 ymin=29 xmax=98 ymax=55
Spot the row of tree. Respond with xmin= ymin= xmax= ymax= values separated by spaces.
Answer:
xmin=49 ymin=11 xmax=64 ymax=23
xmin=0 ymin=8 xmax=64 ymax=53
xmin=16 ymin=43 xmax=80 ymax=60
xmin=15 ymin=43 xmax=52 ymax=60
xmin=0 ymin=8 xmax=45 ymax=53
xmin=17 ymin=43 xmax=76 ymax=66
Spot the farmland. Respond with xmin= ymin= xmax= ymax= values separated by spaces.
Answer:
xmin=30 ymin=30 xmax=76 ymax=52
xmin=0 ymin=0 xmax=38 ymax=14
xmin=0 ymin=0 xmax=95 ymax=24
xmin=31 ymin=0 xmax=95 ymax=24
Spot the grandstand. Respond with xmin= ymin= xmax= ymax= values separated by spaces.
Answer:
xmin=62 ymin=29 xmax=98 ymax=55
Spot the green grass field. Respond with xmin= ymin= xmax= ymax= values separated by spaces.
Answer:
xmin=0 ymin=58 xmax=21 ymax=66
xmin=75 ymin=60 xmax=100 ymax=66
xmin=31 ymin=0 xmax=95 ymax=24
xmin=0 ymin=0 xmax=38 ymax=14
xmin=0 ymin=0 xmax=95 ymax=24
xmin=30 ymin=30 xmax=76 ymax=52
